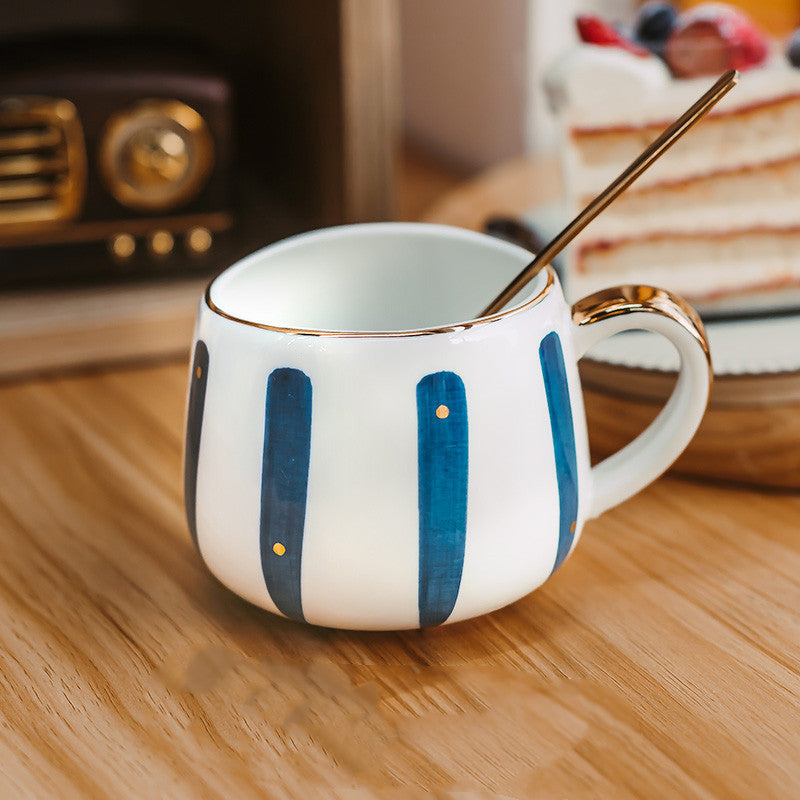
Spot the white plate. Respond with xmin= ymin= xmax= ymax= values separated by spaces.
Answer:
xmin=587 ymin=315 xmax=800 ymax=376
xmin=524 ymin=204 xmax=800 ymax=377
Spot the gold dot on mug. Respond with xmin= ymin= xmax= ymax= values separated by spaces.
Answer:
xmin=273 ymin=542 xmax=286 ymax=556
xmin=196 ymin=366 xmax=202 ymax=379
xmin=570 ymin=521 xmax=576 ymax=533
xmin=435 ymin=405 xmax=449 ymax=419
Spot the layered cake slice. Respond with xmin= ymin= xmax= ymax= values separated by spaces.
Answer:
xmin=545 ymin=3 xmax=800 ymax=313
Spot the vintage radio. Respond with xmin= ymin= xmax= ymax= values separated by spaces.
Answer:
xmin=0 ymin=36 xmax=233 ymax=286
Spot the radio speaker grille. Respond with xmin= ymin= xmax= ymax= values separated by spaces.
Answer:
xmin=0 ymin=97 xmax=86 ymax=235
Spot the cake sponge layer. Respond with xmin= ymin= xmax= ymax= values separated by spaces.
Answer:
xmin=577 ymin=156 xmax=800 ymax=241
xmin=569 ymin=228 xmax=800 ymax=303
xmin=567 ymin=92 xmax=800 ymax=197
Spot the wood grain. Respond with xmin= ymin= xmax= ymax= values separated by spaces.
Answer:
xmin=2 ymin=155 xmax=800 ymax=796
xmin=0 ymin=279 xmax=205 ymax=381
xmin=582 ymin=381 xmax=800 ymax=489
xmin=1 ymin=361 xmax=799 ymax=797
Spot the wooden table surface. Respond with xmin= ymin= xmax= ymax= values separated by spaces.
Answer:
xmin=2 ymin=159 xmax=800 ymax=798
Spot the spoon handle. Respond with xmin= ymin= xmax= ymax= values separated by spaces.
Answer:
xmin=479 ymin=68 xmax=739 ymax=318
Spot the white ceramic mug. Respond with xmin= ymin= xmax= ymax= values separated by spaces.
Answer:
xmin=184 ymin=223 xmax=711 ymax=630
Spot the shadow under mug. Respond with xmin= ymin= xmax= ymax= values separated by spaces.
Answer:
xmin=184 ymin=223 xmax=711 ymax=630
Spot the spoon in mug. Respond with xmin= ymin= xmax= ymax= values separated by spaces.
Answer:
xmin=479 ymin=68 xmax=739 ymax=318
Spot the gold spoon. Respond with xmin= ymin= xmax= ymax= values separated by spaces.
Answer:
xmin=479 ymin=68 xmax=739 ymax=318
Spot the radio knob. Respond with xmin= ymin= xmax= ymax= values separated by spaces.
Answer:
xmin=148 ymin=230 xmax=174 ymax=257
xmin=99 ymin=99 xmax=214 ymax=213
xmin=186 ymin=226 xmax=213 ymax=254
xmin=109 ymin=233 xmax=136 ymax=260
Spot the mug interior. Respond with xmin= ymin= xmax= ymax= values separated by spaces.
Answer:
xmin=208 ymin=223 xmax=548 ymax=333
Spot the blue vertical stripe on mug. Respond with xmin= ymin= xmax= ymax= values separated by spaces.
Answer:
xmin=259 ymin=368 xmax=313 ymax=622
xmin=184 ymin=340 xmax=209 ymax=550
xmin=539 ymin=331 xmax=579 ymax=573
xmin=417 ymin=371 xmax=469 ymax=627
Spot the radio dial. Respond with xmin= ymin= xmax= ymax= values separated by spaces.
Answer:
xmin=99 ymin=99 xmax=214 ymax=213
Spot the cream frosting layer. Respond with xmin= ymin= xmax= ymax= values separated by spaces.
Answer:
xmin=567 ymin=229 xmax=800 ymax=302
xmin=576 ymin=156 xmax=800 ymax=240
xmin=566 ymin=95 xmax=800 ymax=196
xmin=546 ymin=44 xmax=800 ymax=129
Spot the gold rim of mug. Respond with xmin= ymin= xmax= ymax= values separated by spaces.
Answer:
xmin=204 ymin=265 xmax=555 ymax=338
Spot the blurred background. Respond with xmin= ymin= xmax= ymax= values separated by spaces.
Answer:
xmin=2 ymin=0 xmax=800 ymax=377
xmin=401 ymin=0 xmax=800 ymax=177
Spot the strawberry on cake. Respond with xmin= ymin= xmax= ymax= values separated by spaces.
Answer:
xmin=545 ymin=2 xmax=800 ymax=314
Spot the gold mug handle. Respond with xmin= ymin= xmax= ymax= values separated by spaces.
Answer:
xmin=571 ymin=285 xmax=713 ymax=518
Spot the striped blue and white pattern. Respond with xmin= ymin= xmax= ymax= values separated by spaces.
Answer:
xmin=187 ymin=332 xmax=581 ymax=628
